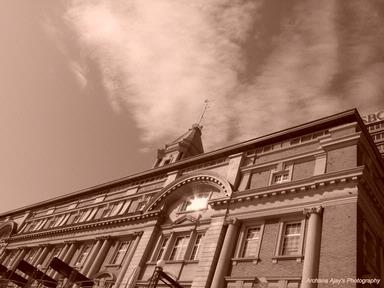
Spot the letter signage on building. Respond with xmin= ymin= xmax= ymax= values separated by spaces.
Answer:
xmin=362 ymin=110 xmax=384 ymax=124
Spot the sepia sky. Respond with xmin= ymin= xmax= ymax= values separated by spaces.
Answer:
xmin=1 ymin=0 xmax=384 ymax=213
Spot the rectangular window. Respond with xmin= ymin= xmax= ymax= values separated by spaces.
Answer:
xmin=281 ymin=222 xmax=302 ymax=256
xmin=189 ymin=234 xmax=204 ymax=260
xmin=242 ymin=227 xmax=261 ymax=258
xmin=272 ymin=172 xmax=290 ymax=184
xmin=169 ymin=236 xmax=190 ymax=261
xmin=110 ymin=241 xmax=131 ymax=265
xmin=154 ymin=237 xmax=169 ymax=261
xmin=75 ymin=244 xmax=92 ymax=267
xmin=73 ymin=211 xmax=85 ymax=224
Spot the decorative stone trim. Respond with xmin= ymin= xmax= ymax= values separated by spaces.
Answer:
xmin=210 ymin=167 xmax=363 ymax=207
xmin=146 ymin=171 xmax=232 ymax=212
xmin=303 ymin=207 xmax=323 ymax=217
xmin=7 ymin=212 xmax=160 ymax=242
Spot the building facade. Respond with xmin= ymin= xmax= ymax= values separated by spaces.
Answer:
xmin=0 ymin=109 xmax=384 ymax=288
xmin=363 ymin=110 xmax=384 ymax=158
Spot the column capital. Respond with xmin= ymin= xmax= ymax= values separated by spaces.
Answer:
xmin=96 ymin=236 xmax=112 ymax=241
xmin=303 ymin=206 xmax=323 ymax=217
xmin=64 ymin=240 xmax=78 ymax=245
xmin=39 ymin=244 xmax=52 ymax=248
xmin=226 ymin=218 xmax=239 ymax=226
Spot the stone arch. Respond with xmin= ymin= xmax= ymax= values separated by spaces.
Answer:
xmin=144 ymin=170 xmax=232 ymax=212
xmin=92 ymin=271 xmax=116 ymax=288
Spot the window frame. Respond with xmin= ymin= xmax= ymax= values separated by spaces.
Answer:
xmin=151 ymin=230 xmax=206 ymax=263
xmin=109 ymin=240 xmax=131 ymax=265
xmin=269 ymin=163 xmax=293 ymax=185
xmin=74 ymin=244 xmax=93 ymax=268
xmin=273 ymin=218 xmax=306 ymax=263
xmin=233 ymin=222 xmax=265 ymax=264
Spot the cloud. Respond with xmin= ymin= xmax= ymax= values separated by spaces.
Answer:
xmin=64 ymin=0 xmax=384 ymax=150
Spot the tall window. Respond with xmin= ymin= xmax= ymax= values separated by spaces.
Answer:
xmin=189 ymin=234 xmax=204 ymax=260
xmin=110 ymin=241 xmax=131 ymax=265
xmin=154 ymin=237 xmax=169 ymax=261
xmin=169 ymin=236 xmax=190 ymax=260
xmin=281 ymin=222 xmax=301 ymax=256
xmin=75 ymin=244 xmax=92 ymax=267
xmin=242 ymin=227 xmax=261 ymax=257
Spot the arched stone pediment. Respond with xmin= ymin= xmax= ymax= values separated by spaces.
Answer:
xmin=0 ymin=221 xmax=17 ymax=239
xmin=144 ymin=171 xmax=232 ymax=212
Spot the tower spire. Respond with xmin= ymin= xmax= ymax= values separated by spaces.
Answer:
xmin=197 ymin=99 xmax=209 ymax=127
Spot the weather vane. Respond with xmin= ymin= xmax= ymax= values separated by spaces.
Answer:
xmin=197 ymin=99 xmax=209 ymax=126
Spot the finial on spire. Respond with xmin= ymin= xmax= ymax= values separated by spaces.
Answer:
xmin=197 ymin=99 xmax=209 ymax=127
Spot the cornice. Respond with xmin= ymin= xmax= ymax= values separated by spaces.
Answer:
xmin=210 ymin=167 xmax=364 ymax=207
xmin=7 ymin=211 xmax=160 ymax=242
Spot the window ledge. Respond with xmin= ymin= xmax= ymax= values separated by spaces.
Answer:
xmin=146 ymin=260 xmax=199 ymax=265
xmin=231 ymin=257 xmax=259 ymax=265
xmin=272 ymin=255 xmax=303 ymax=263
xmin=104 ymin=264 xmax=122 ymax=268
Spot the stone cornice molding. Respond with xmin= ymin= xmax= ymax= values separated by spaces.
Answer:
xmin=210 ymin=166 xmax=363 ymax=207
xmin=7 ymin=211 xmax=160 ymax=242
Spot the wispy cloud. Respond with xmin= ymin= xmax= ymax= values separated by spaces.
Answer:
xmin=64 ymin=0 xmax=384 ymax=150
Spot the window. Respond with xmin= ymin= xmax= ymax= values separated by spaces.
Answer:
xmin=102 ymin=201 xmax=124 ymax=218
xmin=272 ymin=172 xmax=290 ymax=184
xmin=75 ymin=244 xmax=92 ymax=267
xmin=48 ymin=246 xmax=63 ymax=263
xmin=242 ymin=227 xmax=261 ymax=258
xmin=281 ymin=222 xmax=302 ymax=256
xmin=110 ymin=241 xmax=131 ymax=265
xmin=154 ymin=237 xmax=169 ymax=261
xmin=179 ymin=193 xmax=209 ymax=212
xmin=169 ymin=236 xmax=190 ymax=261
xmin=73 ymin=211 xmax=85 ymax=224
xmin=189 ymin=234 xmax=204 ymax=260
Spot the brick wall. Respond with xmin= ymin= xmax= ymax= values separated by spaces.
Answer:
xmin=291 ymin=158 xmax=315 ymax=181
xmin=229 ymin=219 xmax=303 ymax=279
xmin=326 ymin=146 xmax=357 ymax=173
xmin=318 ymin=202 xmax=357 ymax=288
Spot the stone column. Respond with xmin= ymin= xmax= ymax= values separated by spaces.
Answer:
xmin=210 ymin=220 xmax=239 ymax=288
xmin=0 ymin=250 xmax=7 ymax=263
xmin=10 ymin=247 xmax=27 ymax=270
xmin=114 ymin=232 xmax=142 ymax=288
xmin=34 ymin=245 xmax=50 ymax=266
xmin=86 ymin=237 xmax=112 ymax=278
xmin=301 ymin=207 xmax=323 ymax=288
xmin=81 ymin=239 xmax=103 ymax=275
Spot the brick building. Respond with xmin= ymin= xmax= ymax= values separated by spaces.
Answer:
xmin=0 ymin=109 xmax=383 ymax=288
